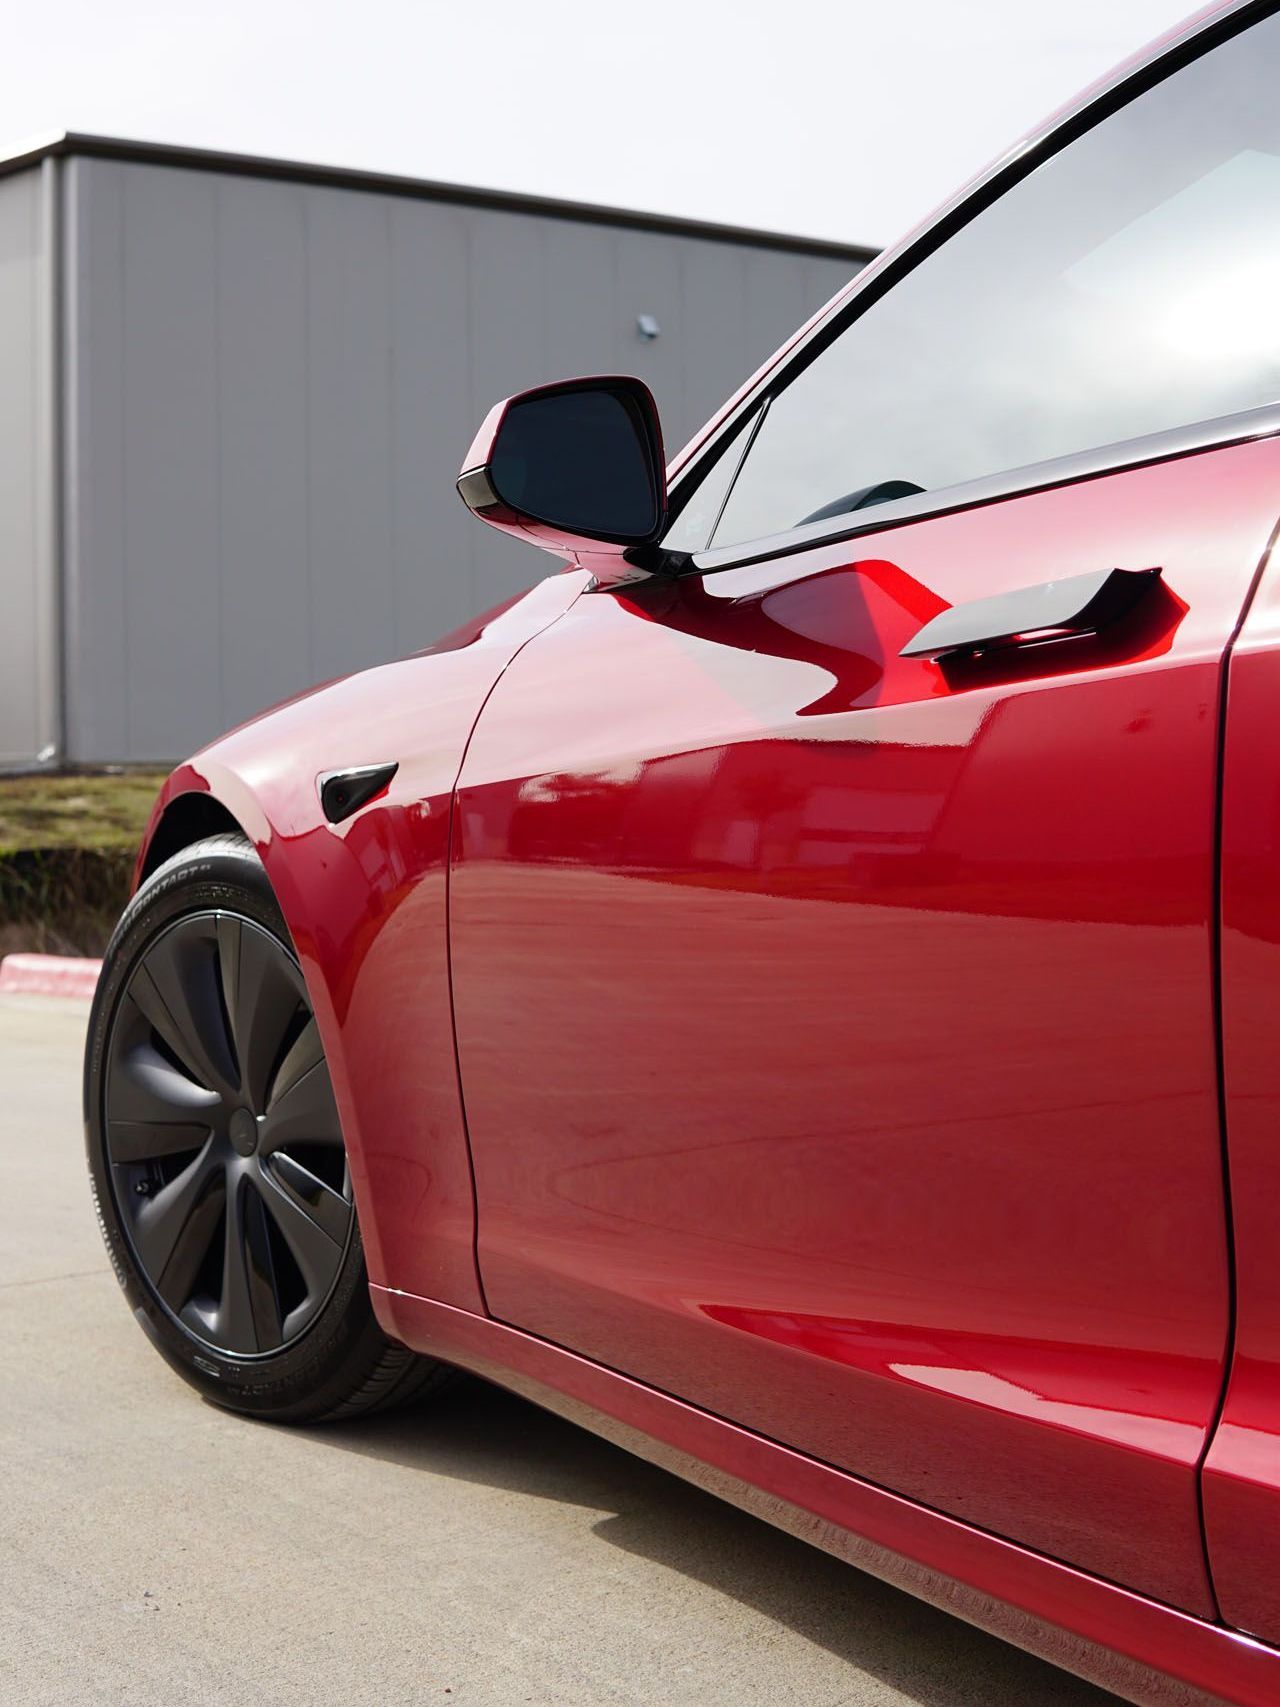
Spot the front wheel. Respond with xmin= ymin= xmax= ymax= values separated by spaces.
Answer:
xmin=84 ymin=833 xmax=451 ymax=1423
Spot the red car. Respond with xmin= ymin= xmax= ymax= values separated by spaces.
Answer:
xmin=85 ymin=3 xmax=1280 ymax=1700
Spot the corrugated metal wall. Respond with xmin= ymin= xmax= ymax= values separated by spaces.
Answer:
xmin=56 ymin=156 xmax=858 ymax=765
xmin=0 ymin=167 xmax=58 ymax=767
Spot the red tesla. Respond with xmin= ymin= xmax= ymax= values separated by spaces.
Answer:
xmin=85 ymin=3 xmax=1280 ymax=1700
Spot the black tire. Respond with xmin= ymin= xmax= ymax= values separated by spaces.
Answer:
xmin=84 ymin=832 xmax=452 ymax=1424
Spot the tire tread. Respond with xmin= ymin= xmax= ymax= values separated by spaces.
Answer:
xmin=320 ymin=1344 xmax=456 ymax=1421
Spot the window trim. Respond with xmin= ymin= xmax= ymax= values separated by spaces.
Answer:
xmin=704 ymin=399 xmax=769 ymax=544
xmin=650 ymin=0 xmax=1271 ymax=576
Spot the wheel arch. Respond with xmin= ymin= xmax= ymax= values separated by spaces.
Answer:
xmin=138 ymin=789 xmax=247 ymax=882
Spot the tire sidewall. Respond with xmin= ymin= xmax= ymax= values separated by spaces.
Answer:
xmin=84 ymin=838 xmax=385 ymax=1421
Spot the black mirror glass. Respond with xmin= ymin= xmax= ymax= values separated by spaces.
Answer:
xmin=490 ymin=385 xmax=661 ymax=542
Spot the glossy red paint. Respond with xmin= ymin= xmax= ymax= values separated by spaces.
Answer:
xmin=450 ymin=436 xmax=1280 ymax=1615
xmin=135 ymin=570 xmax=588 ymax=1308
xmin=1203 ymin=542 xmax=1280 ymax=1644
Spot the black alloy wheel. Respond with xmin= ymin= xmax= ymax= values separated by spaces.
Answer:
xmin=85 ymin=834 xmax=450 ymax=1422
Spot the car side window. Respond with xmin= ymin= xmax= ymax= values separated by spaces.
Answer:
xmin=673 ymin=9 xmax=1280 ymax=553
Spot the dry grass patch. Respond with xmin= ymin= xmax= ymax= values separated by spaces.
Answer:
xmin=0 ymin=771 xmax=167 ymax=956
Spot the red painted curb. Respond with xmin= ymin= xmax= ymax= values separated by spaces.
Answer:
xmin=0 ymin=953 xmax=103 ymax=1000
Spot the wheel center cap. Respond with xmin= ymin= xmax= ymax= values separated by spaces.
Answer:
xmin=229 ymin=1107 xmax=259 ymax=1157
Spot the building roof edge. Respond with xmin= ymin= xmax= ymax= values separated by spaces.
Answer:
xmin=0 ymin=131 xmax=877 ymax=263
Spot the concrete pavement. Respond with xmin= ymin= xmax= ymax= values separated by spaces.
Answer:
xmin=0 ymin=993 xmax=1124 ymax=1707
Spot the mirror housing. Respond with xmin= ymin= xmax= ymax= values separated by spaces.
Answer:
xmin=457 ymin=376 xmax=667 ymax=583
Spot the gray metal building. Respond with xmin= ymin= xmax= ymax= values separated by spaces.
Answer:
xmin=0 ymin=134 xmax=872 ymax=769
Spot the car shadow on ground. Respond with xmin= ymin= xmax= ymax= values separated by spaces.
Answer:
xmin=307 ymin=1375 xmax=1124 ymax=1707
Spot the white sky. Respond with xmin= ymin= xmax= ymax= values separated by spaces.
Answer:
xmin=0 ymin=0 xmax=1191 ymax=249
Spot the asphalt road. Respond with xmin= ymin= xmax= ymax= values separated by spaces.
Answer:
xmin=0 ymin=992 xmax=1126 ymax=1707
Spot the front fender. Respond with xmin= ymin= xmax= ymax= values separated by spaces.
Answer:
xmin=135 ymin=570 xmax=589 ymax=1310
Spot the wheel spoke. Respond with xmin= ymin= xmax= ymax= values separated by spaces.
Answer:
xmin=264 ymin=1151 xmax=353 ymax=1247
xmin=217 ymin=1177 xmax=283 ymax=1354
xmin=131 ymin=931 xmax=237 ymax=1097
xmin=108 ymin=1043 xmax=221 ymax=1132
xmin=155 ymin=1191 xmax=224 ymax=1315
xmin=214 ymin=914 xmax=244 ymax=1086
xmin=132 ymin=1141 xmax=221 ymax=1288
xmin=269 ymin=1016 xmax=325 ymax=1107
xmin=221 ymin=919 xmax=305 ymax=1112
xmin=261 ymin=1058 xmax=342 ymax=1153
xmin=217 ymin=1175 xmax=256 ymax=1353
xmin=108 ymin=1118 xmax=211 ymax=1164
xmin=257 ymin=1157 xmax=346 ymax=1293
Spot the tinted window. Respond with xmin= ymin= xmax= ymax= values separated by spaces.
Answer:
xmin=693 ymin=12 xmax=1280 ymax=550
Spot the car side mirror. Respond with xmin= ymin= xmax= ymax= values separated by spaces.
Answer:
xmin=457 ymin=376 xmax=667 ymax=574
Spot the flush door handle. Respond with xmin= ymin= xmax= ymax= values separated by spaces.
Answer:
xmin=900 ymin=566 xmax=1163 ymax=663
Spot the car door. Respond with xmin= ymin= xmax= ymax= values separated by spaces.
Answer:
xmin=451 ymin=3 xmax=1280 ymax=1616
